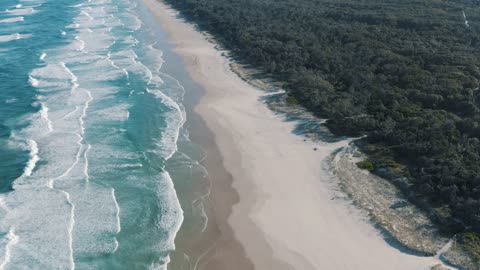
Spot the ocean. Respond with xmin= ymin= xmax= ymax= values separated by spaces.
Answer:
xmin=0 ymin=0 xmax=208 ymax=268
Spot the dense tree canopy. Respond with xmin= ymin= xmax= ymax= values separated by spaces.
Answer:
xmin=166 ymin=0 xmax=480 ymax=237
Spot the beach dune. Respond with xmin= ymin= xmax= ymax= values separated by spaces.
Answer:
xmin=144 ymin=1 xmax=455 ymax=269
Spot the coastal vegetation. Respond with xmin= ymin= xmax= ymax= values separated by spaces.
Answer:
xmin=165 ymin=0 xmax=480 ymax=261
xmin=460 ymin=232 xmax=480 ymax=262
xmin=356 ymin=160 xmax=374 ymax=171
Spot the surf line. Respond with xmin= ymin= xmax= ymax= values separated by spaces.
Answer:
xmin=0 ymin=228 xmax=19 ymax=270
xmin=111 ymin=188 xmax=121 ymax=253
xmin=22 ymin=139 xmax=40 ymax=177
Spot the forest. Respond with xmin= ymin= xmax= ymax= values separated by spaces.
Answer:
xmin=165 ymin=0 xmax=480 ymax=257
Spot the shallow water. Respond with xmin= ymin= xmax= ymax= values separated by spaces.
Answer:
xmin=0 ymin=0 xmax=207 ymax=269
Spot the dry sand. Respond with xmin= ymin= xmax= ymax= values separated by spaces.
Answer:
xmin=143 ymin=0 xmax=456 ymax=269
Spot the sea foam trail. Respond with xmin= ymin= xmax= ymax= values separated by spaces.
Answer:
xmin=5 ymin=7 xmax=36 ymax=16
xmin=0 ymin=33 xmax=30 ymax=42
xmin=83 ymin=144 xmax=91 ymax=182
xmin=22 ymin=139 xmax=39 ymax=177
xmin=0 ymin=228 xmax=18 ymax=270
xmin=60 ymin=191 xmax=75 ymax=270
xmin=39 ymin=102 xmax=53 ymax=133
xmin=61 ymin=62 xmax=79 ymax=92
xmin=111 ymin=188 xmax=121 ymax=253
xmin=0 ymin=17 xmax=24 ymax=23
xmin=112 ymin=188 xmax=121 ymax=234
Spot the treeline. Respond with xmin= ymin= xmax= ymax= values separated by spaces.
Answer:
xmin=165 ymin=0 xmax=480 ymax=240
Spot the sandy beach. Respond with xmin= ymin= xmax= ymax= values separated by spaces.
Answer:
xmin=143 ymin=0 xmax=456 ymax=269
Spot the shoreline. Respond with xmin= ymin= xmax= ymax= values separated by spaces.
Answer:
xmin=143 ymin=1 xmax=460 ymax=269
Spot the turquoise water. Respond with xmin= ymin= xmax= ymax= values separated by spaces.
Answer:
xmin=0 ymin=0 xmax=207 ymax=268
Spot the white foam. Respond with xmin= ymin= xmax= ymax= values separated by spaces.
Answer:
xmin=44 ymin=138 xmax=84 ymax=268
xmin=112 ymin=189 xmax=121 ymax=232
xmin=128 ymin=0 xmax=138 ymax=9
xmin=61 ymin=191 xmax=75 ymax=270
xmin=146 ymin=87 xmax=185 ymax=160
xmin=90 ymin=104 xmax=130 ymax=122
xmin=127 ymin=52 xmax=154 ymax=84
xmin=60 ymin=106 xmax=79 ymax=120
xmin=22 ymin=139 xmax=39 ymax=177
xmin=38 ymin=54 xmax=91 ymax=268
xmin=80 ymin=10 xmax=93 ymax=21
xmin=0 ymin=17 xmax=24 ymax=23
xmin=197 ymin=201 xmax=208 ymax=233
xmin=84 ymin=144 xmax=91 ymax=182
xmin=105 ymin=52 xmax=120 ymax=69
xmin=67 ymin=23 xmax=80 ymax=29
xmin=0 ymin=188 xmax=75 ymax=268
xmin=6 ymin=7 xmax=35 ymax=16
xmin=145 ymin=43 xmax=165 ymax=71
xmin=79 ymin=91 xmax=93 ymax=135
xmin=28 ymin=75 xmax=39 ymax=87
xmin=69 ymin=184 xmax=121 ymax=256
xmin=60 ymin=62 xmax=79 ymax=92
xmin=463 ymin=11 xmax=470 ymax=27
xmin=0 ymin=33 xmax=30 ymax=42
xmin=121 ymin=13 xmax=142 ymax=31
xmin=123 ymin=35 xmax=138 ymax=45
xmin=113 ymin=163 xmax=143 ymax=169
xmin=50 ymin=134 xmax=83 ymax=183
xmin=155 ymin=171 xmax=184 ymax=260
xmin=74 ymin=28 xmax=116 ymax=51
xmin=74 ymin=36 xmax=86 ymax=51
xmin=39 ymin=103 xmax=53 ymax=133
xmin=113 ymin=239 xmax=119 ymax=253
xmin=0 ymin=228 xmax=18 ymax=270
xmin=0 ymin=198 xmax=8 ymax=212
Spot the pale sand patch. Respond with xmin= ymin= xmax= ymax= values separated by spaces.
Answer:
xmin=143 ymin=0 xmax=455 ymax=269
